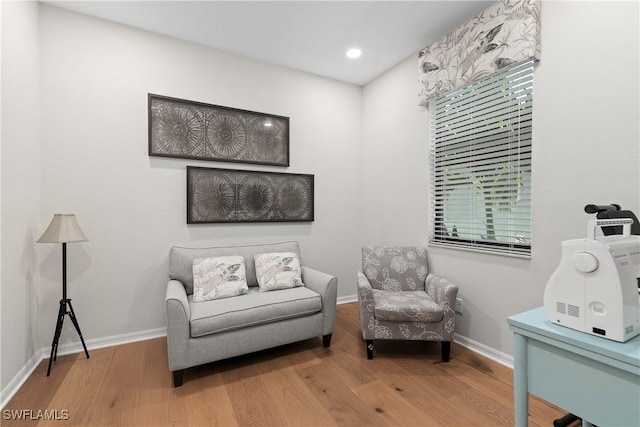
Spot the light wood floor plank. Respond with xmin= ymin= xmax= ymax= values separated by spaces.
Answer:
xmin=258 ymin=367 xmax=338 ymax=427
xmin=448 ymin=386 xmax=513 ymax=426
xmin=182 ymin=373 xmax=238 ymax=427
xmin=3 ymin=303 xmax=565 ymax=426
xmin=296 ymin=357 xmax=390 ymax=427
xmin=351 ymin=379 xmax=442 ymax=426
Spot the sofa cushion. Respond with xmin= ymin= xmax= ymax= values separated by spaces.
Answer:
xmin=189 ymin=286 xmax=322 ymax=338
xmin=192 ymin=256 xmax=249 ymax=302
xmin=169 ymin=241 xmax=302 ymax=295
xmin=255 ymin=252 xmax=304 ymax=292
xmin=372 ymin=289 xmax=444 ymax=322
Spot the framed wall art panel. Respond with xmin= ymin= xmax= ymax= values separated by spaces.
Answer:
xmin=149 ymin=94 xmax=289 ymax=166
xmin=187 ymin=167 xmax=314 ymax=224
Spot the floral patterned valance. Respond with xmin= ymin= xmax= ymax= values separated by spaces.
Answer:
xmin=418 ymin=0 xmax=541 ymax=106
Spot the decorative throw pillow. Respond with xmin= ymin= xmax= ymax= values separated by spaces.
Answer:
xmin=192 ymin=256 xmax=249 ymax=302
xmin=254 ymin=252 xmax=304 ymax=292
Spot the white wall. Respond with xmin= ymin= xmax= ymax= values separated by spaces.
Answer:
xmin=1 ymin=0 xmax=42 ymax=394
xmin=35 ymin=4 xmax=362 ymax=352
xmin=361 ymin=0 xmax=639 ymax=355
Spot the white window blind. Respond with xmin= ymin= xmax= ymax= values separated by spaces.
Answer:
xmin=429 ymin=60 xmax=533 ymax=257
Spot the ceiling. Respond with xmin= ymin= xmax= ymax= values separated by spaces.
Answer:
xmin=44 ymin=0 xmax=493 ymax=86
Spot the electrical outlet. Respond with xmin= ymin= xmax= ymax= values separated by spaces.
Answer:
xmin=455 ymin=298 xmax=463 ymax=314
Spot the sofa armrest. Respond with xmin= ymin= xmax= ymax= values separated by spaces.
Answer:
xmin=165 ymin=280 xmax=190 ymax=371
xmin=356 ymin=271 xmax=376 ymax=340
xmin=425 ymin=273 xmax=459 ymax=340
xmin=301 ymin=266 xmax=337 ymax=336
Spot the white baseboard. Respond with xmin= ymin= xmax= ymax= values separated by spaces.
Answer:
xmin=0 ymin=327 xmax=167 ymax=410
xmin=337 ymin=294 xmax=357 ymax=305
xmin=453 ymin=333 xmax=514 ymax=369
xmin=52 ymin=327 xmax=167 ymax=358
xmin=0 ymin=349 xmax=44 ymax=411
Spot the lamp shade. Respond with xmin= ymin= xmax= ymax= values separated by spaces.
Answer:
xmin=37 ymin=214 xmax=88 ymax=243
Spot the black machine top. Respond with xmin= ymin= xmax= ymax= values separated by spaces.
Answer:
xmin=584 ymin=203 xmax=640 ymax=236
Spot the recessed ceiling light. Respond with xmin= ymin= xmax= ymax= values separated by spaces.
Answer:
xmin=346 ymin=48 xmax=362 ymax=59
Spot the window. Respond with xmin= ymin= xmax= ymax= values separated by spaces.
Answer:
xmin=429 ymin=60 xmax=533 ymax=257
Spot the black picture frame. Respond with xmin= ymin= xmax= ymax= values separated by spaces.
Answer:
xmin=149 ymin=94 xmax=289 ymax=167
xmin=187 ymin=167 xmax=314 ymax=224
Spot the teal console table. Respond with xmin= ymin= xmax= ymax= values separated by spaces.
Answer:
xmin=507 ymin=307 xmax=640 ymax=427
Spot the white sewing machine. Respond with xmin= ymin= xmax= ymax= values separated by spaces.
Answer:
xmin=544 ymin=218 xmax=640 ymax=342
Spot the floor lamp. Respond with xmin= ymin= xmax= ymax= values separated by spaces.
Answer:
xmin=37 ymin=214 xmax=90 ymax=376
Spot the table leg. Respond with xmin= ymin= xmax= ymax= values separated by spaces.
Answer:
xmin=513 ymin=333 xmax=529 ymax=427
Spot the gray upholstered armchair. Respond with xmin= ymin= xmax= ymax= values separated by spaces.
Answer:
xmin=356 ymin=246 xmax=458 ymax=361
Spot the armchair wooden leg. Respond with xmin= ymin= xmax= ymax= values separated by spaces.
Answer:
xmin=322 ymin=334 xmax=332 ymax=348
xmin=441 ymin=341 xmax=451 ymax=362
xmin=173 ymin=369 xmax=185 ymax=387
xmin=366 ymin=340 xmax=374 ymax=360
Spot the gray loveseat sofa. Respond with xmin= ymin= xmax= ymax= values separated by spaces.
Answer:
xmin=165 ymin=241 xmax=337 ymax=387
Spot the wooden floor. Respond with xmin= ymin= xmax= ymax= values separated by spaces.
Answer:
xmin=4 ymin=303 xmax=565 ymax=426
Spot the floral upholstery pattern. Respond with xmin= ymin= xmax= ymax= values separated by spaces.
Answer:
xmin=357 ymin=247 xmax=459 ymax=350
xmin=362 ymin=246 xmax=429 ymax=291
xmin=372 ymin=289 xmax=443 ymax=323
